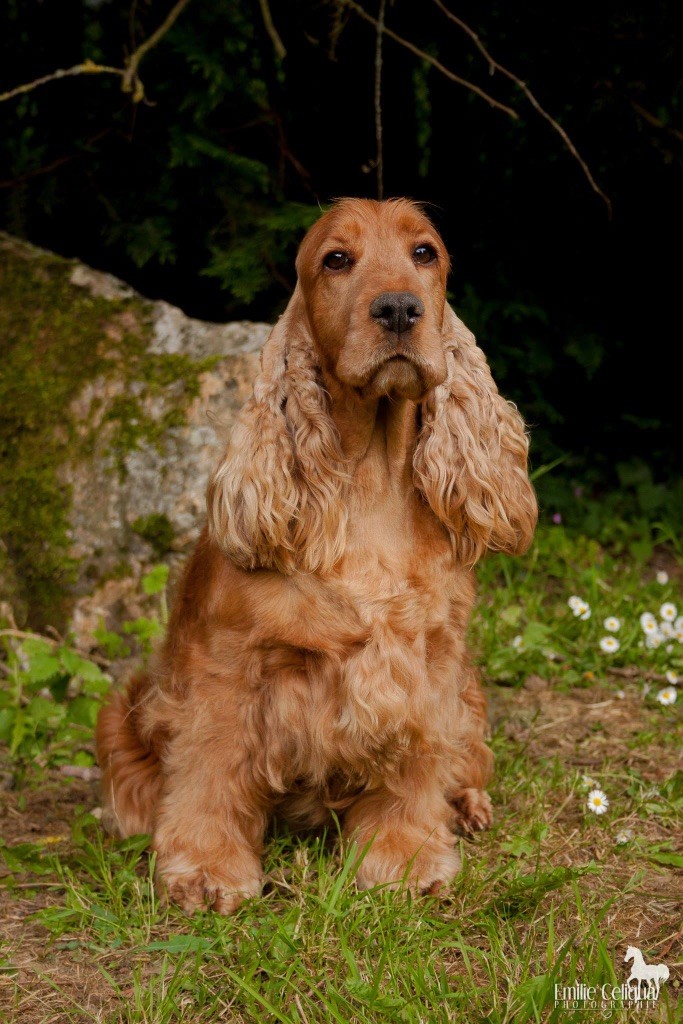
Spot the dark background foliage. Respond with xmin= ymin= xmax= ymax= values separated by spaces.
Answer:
xmin=1 ymin=0 xmax=681 ymax=525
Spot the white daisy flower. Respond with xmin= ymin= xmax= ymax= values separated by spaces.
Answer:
xmin=581 ymin=774 xmax=598 ymax=789
xmin=665 ymin=670 xmax=679 ymax=684
xmin=675 ymin=627 xmax=683 ymax=643
xmin=569 ymin=597 xmax=591 ymax=619
xmin=599 ymin=636 xmax=620 ymax=654
xmin=645 ymin=632 xmax=663 ymax=649
xmin=656 ymin=687 xmax=677 ymax=706
xmin=640 ymin=612 xmax=658 ymax=633
xmin=512 ymin=635 xmax=525 ymax=651
xmin=656 ymin=571 xmax=669 ymax=585
xmin=615 ymin=828 xmax=633 ymax=845
xmin=616 ymin=689 xmax=625 ymax=699
xmin=660 ymin=622 xmax=675 ymax=638
xmin=603 ymin=616 xmax=621 ymax=632
xmin=660 ymin=603 xmax=677 ymax=622
xmin=666 ymin=644 xmax=674 ymax=653
xmin=674 ymin=616 xmax=683 ymax=632
xmin=587 ymin=789 xmax=609 ymax=815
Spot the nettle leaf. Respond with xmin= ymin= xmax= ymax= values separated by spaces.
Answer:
xmin=22 ymin=641 xmax=62 ymax=685
xmin=24 ymin=696 xmax=66 ymax=727
xmin=59 ymin=648 xmax=110 ymax=694
xmin=66 ymin=697 xmax=99 ymax=728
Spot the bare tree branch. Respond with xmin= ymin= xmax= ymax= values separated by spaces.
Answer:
xmin=0 ymin=60 xmax=123 ymax=104
xmin=432 ymin=0 xmax=611 ymax=214
xmin=341 ymin=0 xmax=519 ymax=120
xmin=257 ymin=0 xmax=287 ymax=61
xmin=122 ymin=0 xmax=193 ymax=100
xmin=374 ymin=0 xmax=386 ymax=199
xmin=629 ymin=99 xmax=683 ymax=143
xmin=0 ymin=0 xmax=193 ymax=106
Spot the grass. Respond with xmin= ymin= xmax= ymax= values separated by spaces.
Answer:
xmin=0 ymin=522 xmax=682 ymax=1023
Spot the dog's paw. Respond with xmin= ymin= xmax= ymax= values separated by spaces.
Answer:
xmin=355 ymin=827 xmax=461 ymax=895
xmin=449 ymin=788 xmax=493 ymax=835
xmin=157 ymin=856 xmax=262 ymax=915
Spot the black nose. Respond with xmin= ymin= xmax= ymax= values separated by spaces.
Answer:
xmin=370 ymin=291 xmax=425 ymax=334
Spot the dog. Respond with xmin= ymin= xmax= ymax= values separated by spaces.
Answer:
xmin=96 ymin=197 xmax=537 ymax=913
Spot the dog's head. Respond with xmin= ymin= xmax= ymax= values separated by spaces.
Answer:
xmin=208 ymin=199 xmax=537 ymax=573
xmin=296 ymin=198 xmax=449 ymax=400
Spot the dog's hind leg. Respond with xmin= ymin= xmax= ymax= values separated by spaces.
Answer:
xmin=95 ymin=674 xmax=162 ymax=838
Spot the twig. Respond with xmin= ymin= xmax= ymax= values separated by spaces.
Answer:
xmin=432 ymin=0 xmax=611 ymax=214
xmin=0 ymin=61 xmax=123 ymax=104
xmin=122 ymin=0 xmax=193 ymax=100
xmin=257 ymin=0 xmax=287 ymax=61
xmin=0 ymin=0 xmax=192 ymax=106
xmin=0 ymin=629 xmax=111 ymax=668
xmin=374 ymin=0 xmax=386 ymax=199
xmin=629 ymin=99 xmax=683 ymax=143
xmin=341 ymin=0 xmax=518 ymax=120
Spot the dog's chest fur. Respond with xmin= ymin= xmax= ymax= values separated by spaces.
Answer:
xmin=260 ymin=501 xmax=467 ymax=794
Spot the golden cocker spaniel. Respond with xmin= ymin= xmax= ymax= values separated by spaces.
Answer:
xmin=96 ymin=198 xmax=537 ymax=914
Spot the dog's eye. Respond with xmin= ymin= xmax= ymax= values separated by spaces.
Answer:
xmin=413 ymin=244 xmax=437 ymax=265
xmin=323 ymin=251 xmax=351 ymax=271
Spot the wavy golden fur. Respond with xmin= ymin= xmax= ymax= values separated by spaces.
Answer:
xmin=96 ymin=198 xmax=537 ymax=914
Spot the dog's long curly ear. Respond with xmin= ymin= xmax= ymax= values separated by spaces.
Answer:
xmin=207 ymin=287 xmax=347 ymax=574
xmin=414 ymin=305 xmax=537 ymax=564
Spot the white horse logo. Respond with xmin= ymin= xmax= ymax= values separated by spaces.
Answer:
xmin=624 ymin=946 xmax=670 ymax=999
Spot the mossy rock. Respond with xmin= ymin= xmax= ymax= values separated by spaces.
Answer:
xmin=0 ymin=234 xmax=269 ymax=632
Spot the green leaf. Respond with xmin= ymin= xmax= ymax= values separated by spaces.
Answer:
xmin=143 ymin=935 xmax=215 ymax=952
xmin=24 ymin=695 xmax=66 ymax=726
xmin=10 ymin=709 xmax=26 ymax=755
xmin=500 ymin=605 xmax=522 ymax=626
xmin=93 ymin=624 xmax=131 ymax=660
xmin=66 ymin=696 xmax=99 ymax=727
xmin=0 ymin=708 xmax=15 ymax=743
xmin=0 ymin=841 xmax=54 ymax=876
xmin=141 ymin=564 xmax=170 ymax=595
xmin=23 ymin=651 xmax=61 ymax=685
xmin=501 ymin=836 xmax=535 ymax=858
xmin=662 ymin=770 xmax=683 ymax=801
xmin=59 ymin=648 xmax=110 ymax=693
xmin=647 ymin=851 xmax=683 ymax=868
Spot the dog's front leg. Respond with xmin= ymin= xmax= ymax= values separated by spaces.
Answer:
xmin=152 ymin=730 xmax=268 ymax=915
xmin=344 ymin=765 xmax=461 ymax=894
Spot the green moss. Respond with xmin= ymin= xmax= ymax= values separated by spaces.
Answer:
xmin=0 ymin=238 xmax=220 ymax=628
xmin=132 ymin=514 xmax=174 ymax=558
